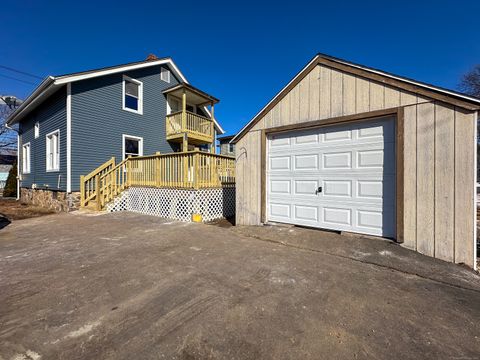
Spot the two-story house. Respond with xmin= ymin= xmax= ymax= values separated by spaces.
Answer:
xmin=7 ymin=56 xmax=232 ymax=215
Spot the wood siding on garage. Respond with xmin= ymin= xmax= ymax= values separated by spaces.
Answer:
xmin=236 ymin=64 xmax=477 ymax=267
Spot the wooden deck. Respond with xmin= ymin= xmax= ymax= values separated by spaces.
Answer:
xmin=80 ymin=151 xmax=235 ymax=210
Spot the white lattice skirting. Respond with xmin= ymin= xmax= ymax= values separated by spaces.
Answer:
xmin=107 ymin=186 xmax=235 ymax=222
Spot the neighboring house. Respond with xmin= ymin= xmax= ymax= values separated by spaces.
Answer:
xmin=217 ymin=134 xmax=236 ymax=156
xmin=232 ymin=53 xmax=480 ymax=269
xmin=7 ymin=56 xmax=235 ymax=215
xmin=0 ymin=154 xmax=16 ymax=190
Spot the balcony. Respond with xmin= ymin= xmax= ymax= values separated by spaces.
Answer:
xmin=166 ymin=110 xmax=214 ymax=145
xmin=163 ymin=83 xmax=219 ymax=151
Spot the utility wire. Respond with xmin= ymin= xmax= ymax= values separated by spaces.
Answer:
xmin=0 ymin=73 xmax=38 ymax=86
xmin=0 ymin=65 xmax=43 ymax=80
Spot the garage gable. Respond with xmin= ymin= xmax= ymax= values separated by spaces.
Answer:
xmin=232 ymin=54 xmax=480 ymax=143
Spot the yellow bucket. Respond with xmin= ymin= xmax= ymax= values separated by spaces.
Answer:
xmin=192 ymin=213 xmax=203 ymax=223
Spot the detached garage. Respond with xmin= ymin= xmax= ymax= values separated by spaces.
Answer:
xmin=232 ymin=54 xmax=480 ymax=268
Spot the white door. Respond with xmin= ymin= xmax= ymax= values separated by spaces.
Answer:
xmin=267 ymin=117 xmax=396 ymax=237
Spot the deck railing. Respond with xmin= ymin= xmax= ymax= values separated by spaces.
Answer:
xmin=81 ymin=151 xmax=235 ymax=210
xmin=80 ymin=157 xmax=115 ymax=208
xmin=166 ymin=111 xmax=214 ymax=143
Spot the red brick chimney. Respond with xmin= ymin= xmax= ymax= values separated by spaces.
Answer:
xmin=146 ymin=54 xmax=159 ymax=61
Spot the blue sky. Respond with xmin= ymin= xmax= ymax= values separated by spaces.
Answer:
xmin=1 ymin=0 xmax=479 ymax=135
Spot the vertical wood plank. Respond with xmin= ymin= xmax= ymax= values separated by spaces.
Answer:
xmin=356 ymin=77 xmax=370 ymax=114
xmin=299 ymin=72 xmax=310 ymax=121
xmin=384 ymin=86 xmax=400 ymax=108
xmin=343 ymin=73 xmax=356 ymax=115
xmin=416 ymin=102 xmax=435 ymax=257
xmin=369 ymin=81 xmax=385 ymax=111
xmin=319 ymin=66 xmax=331 ymax=119
xmin=454 ymin=109 xmax=476 ymax=267
xmin=330 ymin=69 xmax=343 ymax=117
xmin=434 ymin=104 xmax=455 ymax=262
xmin=235 ymin=136 xmax=245 ymax=225
xmin=308 ymin=65 xmax=320 ymax=120
xmin=279 ymin=96 xmax=290 ymax=127
xmin=291 ymin=83 xmax=300 ymax=122
xmin=403 ymin=105 xmax=417 ymax=250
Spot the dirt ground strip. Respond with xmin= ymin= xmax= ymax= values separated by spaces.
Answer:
xmin=0 ymin=211 xmax=479 ymax=360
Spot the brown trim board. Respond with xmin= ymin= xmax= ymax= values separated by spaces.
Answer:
xmin=260 ymin=108 xmax=404 ymax=242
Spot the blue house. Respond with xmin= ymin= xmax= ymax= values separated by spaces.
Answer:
xmin=7 ymin=56 xmax=234 ymax=216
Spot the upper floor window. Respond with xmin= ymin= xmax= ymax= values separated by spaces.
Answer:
xmin=122 ymin=75 xmax=143 ymax=114
xmin=46 ymin=130 xmax=60 ymax=172
xmin=161 ymin=67 xmax=170 ymax=83
xmin=34 ymin=122 xmax=39 ymax=138
xmin=22 ymin=142 xmax=31 ymax=174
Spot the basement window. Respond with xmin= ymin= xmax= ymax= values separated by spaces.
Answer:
xmin=122 ymin=75 xmax=143 ymax=114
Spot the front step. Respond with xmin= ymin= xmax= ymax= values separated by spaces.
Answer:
xmin=83 ymin=200 xmax=99 ymax=211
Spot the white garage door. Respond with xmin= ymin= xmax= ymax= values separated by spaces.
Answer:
xmin=267 ymin=117 xmax=396 ymax=237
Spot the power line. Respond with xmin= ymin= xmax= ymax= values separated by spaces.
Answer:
xmin=0 ymin=65 xmax=43 ymax=80
xmin=0 ymin=73 xmax=38 ymax=86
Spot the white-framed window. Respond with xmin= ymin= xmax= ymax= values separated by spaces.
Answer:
xmin=122 ymin=134 xmax=143 ymax=160
xmin=122 ymin=75 xmax=143 ymax=114
xmin=34 ymin=122 xmax=40 ymax=138
xmin=161 ymin=67 xmax=170 ymax=83
xmin=46 ymin=129 xmax=60 ymax=172
xmin=22 ymin=142 xmax=31 ymax=174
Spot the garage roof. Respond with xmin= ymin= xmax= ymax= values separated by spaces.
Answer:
xmin=231 ymin=53 xmax=480 ymax=143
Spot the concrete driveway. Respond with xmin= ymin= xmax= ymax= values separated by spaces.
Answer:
xmin=0 ymin=212 xmax=479 ymax=360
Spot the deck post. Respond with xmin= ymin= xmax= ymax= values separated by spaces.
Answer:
xmin=80 ymin=175 xmax=85 ymax=207
xmin=155 ymin=152 xmax=161 ymax=187
xmin=95 ymin=174 xmax=101 ymax=211
xmin=194 ymin=151 xmax=200 ymax=189
xmin=210 ymin=102 xmax=215 ymax=153
xmin=182 ymin=89 xmax=187 ymax=151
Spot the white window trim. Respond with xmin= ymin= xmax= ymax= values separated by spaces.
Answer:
xmin=122 ymin=134 xmax=144 ymax=160
xmin=34 ymin=122 xmax=40 ymax=138
xmin=46 ymin=129 xmax=60 ymax=172
xmin=122 ymin=75 xmax=143 ymax=114
xmin=161 ymin=67 xmax=171 ymax=83
xmin=22 ymin=142 xmax=31 ymax=174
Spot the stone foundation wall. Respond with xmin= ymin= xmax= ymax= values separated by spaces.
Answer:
xmin=20 ymin=188 xmax=81 ymax=212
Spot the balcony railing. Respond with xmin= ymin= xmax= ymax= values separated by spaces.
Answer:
xmin=166 ymin=110 xmax=214 ymax=144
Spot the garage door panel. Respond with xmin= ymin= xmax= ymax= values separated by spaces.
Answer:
xmin=324 ymin=129 xmax=352 ymax=142
xmin=295 ymin=131 xmax=319 ymax=145
xmin=357 ymin=150 xmax=384 ymax=168
xmin=294 ymin=205 xmax=318 ymax=222
xmin=323 ymin=151 xmax=352 ymax=169
xmin=323 ymin=180 xmax=352 ymax=198
xmin=270 ymin=156 xmax=291 ymax=171
xmin=294 ymin=180 xmax=318 ymax=195
xmin=323 ymin=207 xmax=352 ymax=226
xmin=294 ymin=154 xmax=318 ymax=170
xmin=269 ymin=203 xmax=290 ymax=218
xmin=270 ymin=180 xmax=291 ymax=195
xmin=267 ymin=117 xmax=395 ymax=237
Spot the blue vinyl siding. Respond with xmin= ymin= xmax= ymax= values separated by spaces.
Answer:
xmin=70 ymin=65 xmax=180 ymax=191
xmin=19 ymin=88 xmax=67 ymax=190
